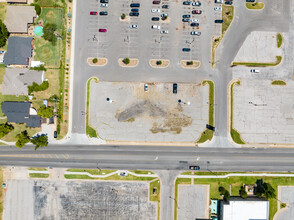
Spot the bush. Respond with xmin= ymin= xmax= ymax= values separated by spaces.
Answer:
xmin=121 ymin=13 xmax=126 ymax=19
xmin=93 ymin=58 xmax=98 ymax=63
xmin=156 ymin=60 xmax=162 ymax=65
xmin=281 ymin=203 xmax=287 ymax=209
xmin=0 ymin=123 xmax=14 ymax=138
xmin=43 ymin=23 xmax=57 ymax=45
xmin=187 ymin=61 xmax=193 ymax=65
xmin=123 ymin=58 xmax=130 ymax=64
xmin=34 ymin=4 xmax=41 ymax=16
xmin=0 ymin=20 xmax=9 ymax=48
xmin=30 ymin=64 xmax=47 ymax=71
xmin=49 ymin=94 xmax=59 ymax=102
xmin=218 ymin=186 xmax=226 ymax=194
xmin=239 ymin=186 xmax=248 ymax=199
xmin=224 ymin=190 xmax=230 ymax=201
xmin=37 ymin=105 xmax=54 ymax=118
xmin=28 ymin=81 xmax=49 ymax=94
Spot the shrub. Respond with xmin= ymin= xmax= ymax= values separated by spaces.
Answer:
xmin=224 ymin=190 xmax=230 ymax=201
xmin=28 ymin=81 xmax=49 ymax=94
xmin=93 ymin=58 xmax=98 ymax=63
xmin=0 ymin=20 xmax=9 ymax=48
xmin=187 ymin=61 xmax=193 ymax=65
xmin=0 ymin=123 xmax=14 ymax=138
xmin=123 ymin=58 xmax=130 ymax=64
xmin=37 ymin=106 xmax=54 ymax=118
xmin=121 ymin=13 xmax=126 ymax=19
xmin=30 ymin=64 xmax=47 ymax=71
xmin=156 ymin=60 xmax=162 ymax=65
xmin=218 ymin=186 xmax=226 ymax=194
xmin=239 ymin=186 xmax=248 ymax=199
xmin=34 ymin=4 xmax=41 ymax=16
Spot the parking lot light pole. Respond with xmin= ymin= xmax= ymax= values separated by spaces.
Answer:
xmin=169 ymin=196 xmax=179 ymax=209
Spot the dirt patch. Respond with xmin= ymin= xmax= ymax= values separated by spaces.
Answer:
xmin=87 ymin=58 xmax=107 ymax=66
xmin=180 ymin=60 xmax=201 ymax=69
xmin=118 ymin=58 xmax=139 ymax=67
xmin=149 ymin=59 xmax=170 ymax=68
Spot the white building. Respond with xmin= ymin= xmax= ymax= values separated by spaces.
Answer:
xmin=222 ymin=200 xmax=269 ymax=220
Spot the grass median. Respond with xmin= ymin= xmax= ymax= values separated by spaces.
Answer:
xmin=246 ymin=2 xmax=264 ymax=10
xmin=86 ymin=78 xmax=98 ymax=138
xmin=67 ymin=169 xmax=116 ymax=175
xmin=233 ymin=56 xmax=282 ymax=67
xmin=277 ymin=33 xmax=283 ymax=48
xmin=29 ymin=173 xmax=49 ymax=178
xmin=150 ymin=179 xmax=161 ymax=220
xmin=271 ymin=80 xmax=286 ymax=86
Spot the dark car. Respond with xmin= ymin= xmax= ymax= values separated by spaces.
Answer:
xmin=190 ymin=22 xmax=199 ymax=27
xmin=54 ymin=131 xmax=57 ymax=138
xmin=130 ymin=3 xmax=140 ymax=7
xmin=225 ymin=1 xmax=233 ymax=5
xmin=129 ymin=12 xmax=139 ymax=16
xmin=90 ymin=11 xmax=98 ymax=15
xmin=162 ymin=4 xmax=169 ymax=8
xmin=182 ymin=14 xmax=190 ymax=18
xmin=192 ymin=10 xmax=202 ymax=14
xmin=246 ymin=0 xmax=255 ymax=2
xmin=153 ymin=0 xmax=160 ymax=4
xmin=183 ymin=1 xmax=191 ymax=5
xmin=182 ymin=48 xmax=191 ymax=52
xmin=99 ymin=28 xmax=107 ymax=32
xmin=215 ymin=19 xmax=223 ymax=23
xmin=131 ymin=8 xmax=139 ymax=12
xmin=152 ymin=17 xmax=160 ymax=21
xmin=173 ymin=83 xmax=177 ymax=94
xmin=100 ymin=0 xmax=108 ymax=3
xmin=182 ymin=18 xmax=190 ymax=22
xmin=99 ymin=11 xmax=108 ymax=15
xmin=189 ymin=166 xmax=200 ymax=170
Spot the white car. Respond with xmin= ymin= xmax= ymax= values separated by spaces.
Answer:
xmin=129 ymin=24 xmax=138 ymax=29
xmin=160 ymin=30 xmax=168 ymax=34
xmin=250 ymin=69 xmax=260 ymax=73
xmin=190 ymin=31 xmax=201 ymax=36
xmin=214 ymin=7 xmax=222 ymax=11
xmin=151 ymin=8 xmax=160 ymax=13
xmin=191 ymin=18 xmax=199 ymax=22
xmin=152 ymin=25 xmax=160 ymax=29
xmin=100 ymin=3 xmax=108 ymax=7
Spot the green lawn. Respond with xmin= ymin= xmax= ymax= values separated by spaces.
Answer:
xmin=86 ymin=78 xmax=98 ymax=138
xmin=150 ymin=179 xmax=160 ymax=220
xmin=33 ymin=0 xmax=65 ymax=7
xmin=0 ymin=2 xmax=6 ymax=21
xmin=277 ymin=33 xmax=283 ymax=48
xmin=29 ymin=173 xmax=49 ymax=178
xmin=272 ymin=80 xmax=286 ymax=86
xmin=246 ymin=2 xmax=265 ymax=10
xmin=222 ymin=5 xmax=234 ymax=36
xmin=174 ymin=178 xmax=191 ymax=220
xmin=0 ymin=65 xmax=5 ymax=84
xmin=2 ymin=123 xmax=41 ymax=142
xmin=233 ymin=56 xmax=282 ymax=67
xmin=67 ymin=169 xmax=116 ymax=175
xmin=129 ymin=170 xmax=155 ymax=175
xmin=65 ymin=173 xmax=156 ymax=181
xmin=29 ymin=167 xmax=47 ymax=171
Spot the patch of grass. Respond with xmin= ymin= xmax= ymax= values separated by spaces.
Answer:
xmin=29 ymin=167 xmax=47 ymax=171
xmin=67 ymin=169 xmax=116 ymax=175
xmin=64 ymin=173 xmax=156 ymax=181
xmin=1 ymin=123 xmax=41 ymax=142
xmin=230 ymin=81 xmax=245 ymax=144
xmin=29 ymin=173 xmax=49 ymax=178
xmin=277 ymin=33 xmax=283 ymax=48
xmin=33 ymin=69 xmax=59 ymax=99
xmin=246 ymin=2 xmax=264 ymax=10
xmin=0 ymin=65 xmax=5 ymax=84
xmin=233 ymin=56 xmax=282 ymax=67
xmin=33 ymin=0 xmax=65 ymax=7
xmin=129 ymin=170 xmax=154 ymax=175
xmin=211 ymin=37 xmax=221 ymax=68
xmin=86 ymin=78 xmax=98 ymax=138
xmin=150 ymin=179 xmax=160 ymax=220
xmin=0 ymin=167 xmax=3 ymax=219
xmin=174 ymin=178 xmax=191 ymax=220
xmin=280 ymin=203 xmax=287 ymax=209
xmin=222 ymin=5 xmax=234 ymax=36
xmin=0 ymin=2 xmax=7 ymax=22
xmin=271 ymin=80 xmax=286 ymax=86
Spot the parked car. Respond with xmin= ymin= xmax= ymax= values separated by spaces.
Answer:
xmin=152 ymin=25 xmax=160 ymax=29
xmin=182 ymin=18 xmax=190 ymax=22
xmin=191 ymin=18 xmax=199 ymax=22
xmin=183 ymin=14 xmax=191 ymax=18
xmin=54 ymin=131 xmax=57 ymax=138
xmin=99 ymin=28 xmax=107 ymax=32
xmin=151 ymin=8 xmax=160 ymax=13
xmin=190 ymin=22 xmax=199 ymax=27
xmin=250 ymin=69 xmax=260 ymax=73
xmin=152 ymin=17 xmax=160 ymax=21
xmin=214 ymin=7 xmax=222 ymax=11
xmin=100 ymin=3 xmax=108 ymax=7
xmin=130 ymin=24 xmax=138 ymax=29
xmin=183 ymin=1 xmax=191 ymax=5
xmin=100 ymin=0 xmax=108 ymax=3
xmin=130 ymin=3 xmax=140 ymax=7
xmin=189 ymin=166 xmax=200 ymax=170
xmin=153 ymin=0 xmax=160 ymax=4
xmin=225 ymin=1 xmax=233 ymax=5
xmin=90 ymin=11 xmax=98 ymax=15
xmin=192 ymin=10 xmax=202 ymax=14
xmin=215 ymin=19 xmax=223 ymax=23
xmin=173 ymin=83 xmax=177 ymax=94
xmin=182 ymin=48 xmax=191 ymax=52
xmin=192 ymin=1 xmax=201 ymax=6
xmin=190 ymin=31 xmax=201 ymax=36
xmin=162 ymin=5 xmax=169 ymax=8
xmin=161 ymin=13 xmax=168 ymax=17
xmin=129 ymin=12 xmax=139 ymax=16
xmin=246 ymin=0 xmax=255 ymax=2
xmin=99 ymin=11 xmax=108 ymax=15
xmin=131 ymin=8 xmax=139 ymax=12
xmin=144 ymin=83 xmax=148 ymax=92
xmin=160 ymin=30 xmax=168 ymax=34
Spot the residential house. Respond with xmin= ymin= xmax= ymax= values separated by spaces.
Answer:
xmin=1 ymin=102 xmax=41 ymax=127
xmin=4 ymin=5 xmax=36 ymax=34
xmin=2 ymin=68 xmax=44 ymax=96
xmin=3 ymin=37 xmax=33 ymax=67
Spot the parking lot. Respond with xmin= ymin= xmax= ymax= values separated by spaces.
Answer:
xmin=233 ymin=79 xmax=294 ymax=144
xmin=276 ymin=186 xmax=294 ymax=220
xmin=89 ymin=81 xmax=209 ymax=143
xmin=4 ymin=179 xmax=157 ymax=220
xmin=86 ymin=0 xmax=222 ymax=66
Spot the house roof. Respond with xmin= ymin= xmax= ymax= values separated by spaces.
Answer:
xmin=1 ymin=102 xmax=41 ymax=127
xmin=2 ymin=68 xmax=44 ymax=95
xmin=4 ymin=5 xmax=36 ymax=33
xmin=3 ymin=37 xmax=33 ymax=66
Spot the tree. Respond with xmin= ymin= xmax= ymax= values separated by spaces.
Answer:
xmin=0 ymin=20 xmax=9 ymax=48
xmin=43 ymin=23 xmax=57 ymax=45
xmin=93 ymin=58 xmax=98 ymax=63
xmin=218 ymin=186 xmax=226 ymax=194
xmin=31 ymin=134 xmax=48 ymax=150
xmin=28 ymin=81 xmax=49 ymax=94
xmin=121 ymin=13 xmax=126 ymax=20
xmin=37 ymin=105 xmax=54 ymax=118
xmin=123 ymin=58 xmax=130 ymax=64
xmin=256 ymin=179 xmax=276 ymax=200
xmin=0 ymin=123 xmax=14 ymax=138
xmin=34 ymin=4 xmax=41 ymax=16
xmin=224 ymin=190 xmax=230 ymax=201
xmin=239 ymin=186 xmax=248 ymax=199
xmin=15 ymin=130 xmax=30 ymax=148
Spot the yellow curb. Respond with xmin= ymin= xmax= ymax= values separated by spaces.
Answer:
xmin=180 ymin=60 xmax=200 ymax=69
xmin=149 ymin=59 xmax=170 ymax=68
xmin=118 ymin=58 xmax=139 ymax=67
xmin=87 ymin=58 xmax=107 ymax=66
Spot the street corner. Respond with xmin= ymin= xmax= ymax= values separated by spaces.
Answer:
xmin=88 ymin=81 xmax=209 ymax=143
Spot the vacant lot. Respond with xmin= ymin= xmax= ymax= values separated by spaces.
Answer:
xmin=89 ymin=82 xmax=209 ymax=143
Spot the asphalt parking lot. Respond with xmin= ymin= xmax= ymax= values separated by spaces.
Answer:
xmin=276 ymin=186 xmax=294 ymax=220
xmin=89 ymin=81 xmax=209 ymax=143
xmin=4 ymin=179 xmax=157 ymax=220
xmin=233 ymin=79 xmax=294 ymax=144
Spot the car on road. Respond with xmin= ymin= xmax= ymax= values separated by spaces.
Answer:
xmin=129 ymin=12 xmax=139 ymax=16
xmin=144 ymin=84 xmax=148 ymax=92
xmin=190 ymin=31 xmax=201 ymax=36
xmin=152 ymin=17 xmax=160 ymax=21
xmin=151 ymin=8 xmax=160 ymax=13
xmin=214 ymin=7 xmax=222 ymax=11
xmin=173 ymin=83 xmax=177 ymax=94
xmin=153 ymin=0 xmax=160 ymax=4
xmin=183 ymin=14 xmax=191 ymax=18
xmin=130 ymin=3 xmax=140 ymax=7
xmin=189 ymin=166 xmax=200 ymax=170
xmin=182 ymin=48 xmax=191 ymax=52
xmin=152 ymin=25 xmax=160 ymax=29
xmin=162 ymin=5 xmax=169 ymax=9
xmin=192 ymin=10 xmax=202 ymax=14
xmin=130 ymin=24 xmax=138 ymax=29
xmin=160 ymin=30 xmax=168 ymax=34
xmin=192 ymin=1 xmax=201 ymax=6
xmin=191 ymin=18 xmax=199 ymax=22
xmin=250 ymin=69 xmax=260 ymax=73
xmin=99 ymin=29 xmax=107 ymax=32
xmin=131 ymin=8 xmax=139 ymax=12
xmin=215 ymin=19 xmax=223 ymax=23
xmin=100 ymin=3 xmax=108 ymax=7
xmin=90 ymin=11 xmax=97 ymax=15
xmin=190 ymin=22 xmax=199 ymax=27
xmin=182 ymin=18 xmax=190 ymax=22
xmin=99 ymin=11 xmax=108 ymax=15
xmin=225 ymin=1 xmax=233 ymax=5
xmin=183 ymin=1 xmax=191 ymax=5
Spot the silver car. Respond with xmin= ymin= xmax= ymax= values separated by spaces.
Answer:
xmin=190 ymin=31 xmax=201 ymax=36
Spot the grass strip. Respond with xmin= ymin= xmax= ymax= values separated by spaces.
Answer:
xmin=222 ymin=5 xmax=234 ymax=36
xmin=67 ymin=169 xmax=116 ymax=175
xmin=277 ymin=33 xmax=283 ymax=48
xmin=246 ymin=2 xmax=264 ymax=10
xmin=233 ymin=56 xmax=282 ymax=67
xmin=150 ymin=179 xmax=161 ymax=220
xmin=129 ymin=170 xmax=155 ymax=175
xmin=29 ymin=167 xmax=47 ymax=171
xmin=174 ymin=178 xmax=191 ymax=220
xmin=64 ymin=174 xmax=156 ymax=181
xmin=29 ymin=173 xmax=49 ymax=178
xmin=271 ymin=80 xmax=286 ymax=86
xmin=86 ymin=78 xmax=98 ymax=137
xmin=230 ymin=81 xmax=245 ymax=144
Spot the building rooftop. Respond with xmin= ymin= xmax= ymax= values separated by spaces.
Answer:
xmin=4 ymin=5 xmax=36 ymax=33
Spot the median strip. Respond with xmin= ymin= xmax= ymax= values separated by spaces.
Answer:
xmin=232 ymin=56 xmax=282 ymax=67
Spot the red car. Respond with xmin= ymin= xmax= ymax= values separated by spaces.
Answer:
xmin=153 ymin=0 xmax=160 ymax=4
xmin=90 ymin=11 xmax=97 ymax=15
xmin=192 ymin=10 xmax=202 ymax=14
xmin=99 ymin=29 xmax=107 ymax=32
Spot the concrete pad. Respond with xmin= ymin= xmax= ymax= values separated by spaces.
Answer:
xmin=276 ymin=186 xmax=294 ymax=220
xmin=177 ymin=184 xmax=209 ymax=220
xmin=89 ymin=82 xmax=209 ymax=143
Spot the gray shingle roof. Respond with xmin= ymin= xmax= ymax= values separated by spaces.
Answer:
xmin=1 ymin=102 xmax=41 ymax=127
xmin=3 ymin=37 xmax=33 ymax=66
